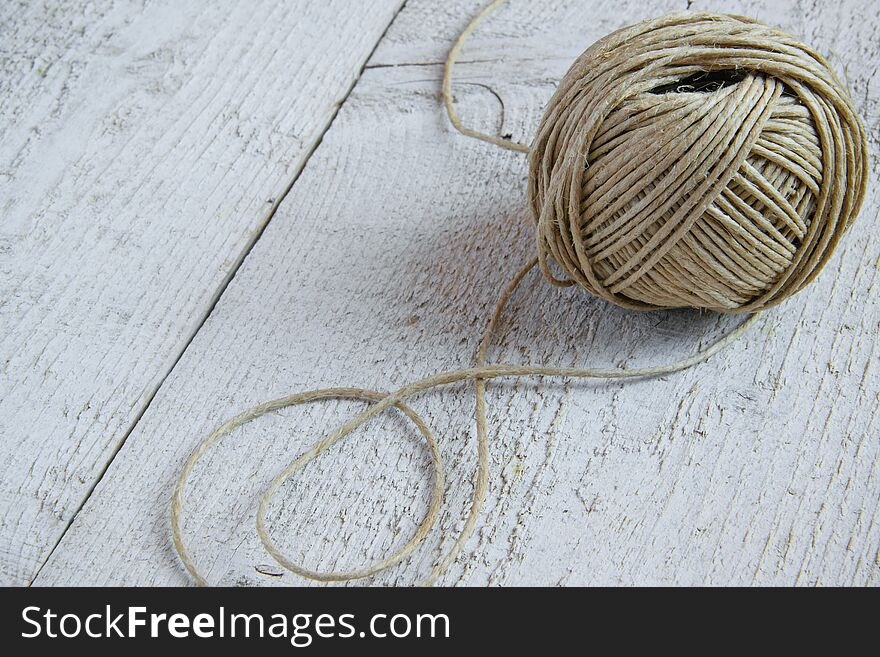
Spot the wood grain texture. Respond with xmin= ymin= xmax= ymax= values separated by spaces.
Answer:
xmin=0 ymin=0 xmax=404 ymax=585
xmin=32 ymin=0 xmax=880 ymax=586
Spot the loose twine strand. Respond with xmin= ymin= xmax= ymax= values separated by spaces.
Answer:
xmin=172 ymin=0 xmax=789 ymax=587
xmin=443 ymin=0 xmax=530 ymax=154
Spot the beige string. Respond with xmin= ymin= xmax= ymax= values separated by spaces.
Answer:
xmin=171 ymin=1 xmax=867 ymax=586
xmin=527 ymin=12 xmax=867 ymax=311
xmin=172 ymin=257 xmax=758 ymax=586
xmin=442 ymin=0 xmax=530 ymax=154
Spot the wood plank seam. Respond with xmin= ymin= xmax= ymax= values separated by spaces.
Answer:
xmin=23 ymin=0 xmax=411 ymax=587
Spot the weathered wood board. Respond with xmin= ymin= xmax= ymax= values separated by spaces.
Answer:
xmin=0 ymin=0 xmax=404 ymax=585
xmin=17 ymin=0 xmax=880 ymax=585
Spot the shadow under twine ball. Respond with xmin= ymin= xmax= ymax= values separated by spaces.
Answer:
xmin=528 ymin=13 xmax=868 ymax=313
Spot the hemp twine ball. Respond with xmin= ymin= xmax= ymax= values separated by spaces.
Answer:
xmin=172 ymin=8 xmax=871 ymax=588
xmin=529 ymin=13 xmax=868 ymax=312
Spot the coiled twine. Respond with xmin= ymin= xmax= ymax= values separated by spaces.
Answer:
xmin=529 ymin=13 xmax=868 ymax=312
xmin=172 ymin=7 xmax=870 ymax=587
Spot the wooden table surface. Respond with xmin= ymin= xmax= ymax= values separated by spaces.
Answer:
xmin=1 ymin=0 xmax=878 ymax=586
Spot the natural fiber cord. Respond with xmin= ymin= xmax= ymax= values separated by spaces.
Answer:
xmin=171 ymin=1 xmax=867 ymax=586
xmin=528 ymin=12 xmax=867 ymax=312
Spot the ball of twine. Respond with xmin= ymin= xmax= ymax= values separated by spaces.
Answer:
xmin=529 ymin=13 xmax=868 ymax=312
xmin=173 ymin=6 xmax=869 ymax=587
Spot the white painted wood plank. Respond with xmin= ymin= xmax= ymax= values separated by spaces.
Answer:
xmin=36 ymin=0 xmax=880 ymax=586
xmin=0 ymin=0 xmax=404 ymax=584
